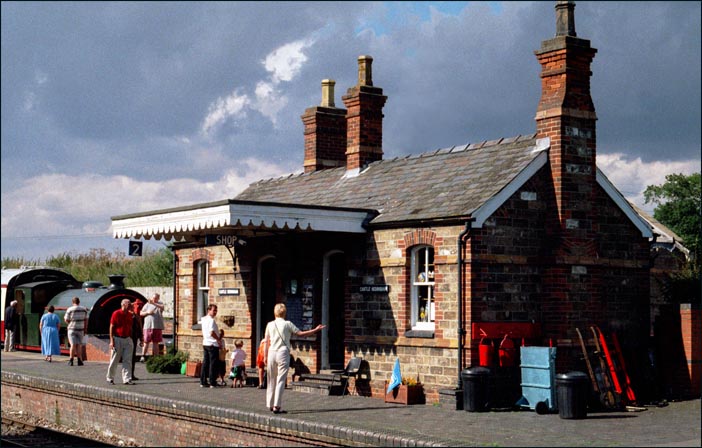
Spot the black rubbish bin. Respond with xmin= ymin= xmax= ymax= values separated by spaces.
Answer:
xmin=555 ymin=371 xmax=589 ymax=419
xmin=461 ymin=366 xmax=491 ymax=412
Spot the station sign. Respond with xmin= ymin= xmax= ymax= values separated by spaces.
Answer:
xmin=218 ymin=288 xmax=240 ymax=296
xmin=128 ymin=240 xmax=143 ymax=256
xmin=358 ymin=284 xmax=390 ymax=294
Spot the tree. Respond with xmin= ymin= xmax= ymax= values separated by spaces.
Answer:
xmin=645 ymin=172 xmax=701 ymax=305
xmin=644 ymin=172 xmax=701 ymax=260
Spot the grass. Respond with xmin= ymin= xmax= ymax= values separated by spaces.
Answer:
xmin=2 ymin=246 xmax=174 ymax=287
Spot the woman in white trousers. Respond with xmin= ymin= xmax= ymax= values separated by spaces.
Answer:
xmin=264 ymin=303 xmax=325 ymax=414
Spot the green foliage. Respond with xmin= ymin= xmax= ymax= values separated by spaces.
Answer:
xmin=644 ymin=172 xmax=701 ymax=260
xmin=146 ymin=348 xmax=189 ymax=374
xmin=661 ymin=260 xmax=702 ymax=305
xmin=1 ymin=246 xmax=174 ymax=287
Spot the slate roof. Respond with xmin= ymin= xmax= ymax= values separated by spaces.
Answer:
xmin=236 ymin=134 xmax=543 ymax=226
xmin=629 ymin=202 xmax=690 ymax=254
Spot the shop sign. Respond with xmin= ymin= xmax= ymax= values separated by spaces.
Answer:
xmin=205 ymin=234 xmax=245 ymax=247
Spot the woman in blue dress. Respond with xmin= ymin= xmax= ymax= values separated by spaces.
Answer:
xmin=40 ymin=305 xmax=61 ymax=362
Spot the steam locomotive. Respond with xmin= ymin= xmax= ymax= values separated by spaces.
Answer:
xmin=1 ymin=266 xmax=147 ymax=353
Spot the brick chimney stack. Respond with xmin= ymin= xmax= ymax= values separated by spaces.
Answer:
xmin=301 ymin=79 xmax=347 ymax=173
xmin=342 ymin=56 xmax=387 ymax=174
xmin=535 ymin=0 xmax=597 ymax=235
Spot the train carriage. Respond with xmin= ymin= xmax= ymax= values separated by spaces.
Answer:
xmin=2 ymin=267 xmax=80 ymax=350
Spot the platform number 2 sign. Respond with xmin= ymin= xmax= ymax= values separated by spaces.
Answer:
xmin=129 ymin=240 xmax=143 ymax=257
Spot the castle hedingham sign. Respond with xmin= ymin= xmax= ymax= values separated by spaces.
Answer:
xmin=358 ymin=285 xmax=390 ymax=294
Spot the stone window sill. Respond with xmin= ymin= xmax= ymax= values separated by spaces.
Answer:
xmin=405 ymin=330 xmax=434 ymax=339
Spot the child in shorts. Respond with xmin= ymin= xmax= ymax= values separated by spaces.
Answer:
xmin=229 ymin=340 xmax=247 ymax=388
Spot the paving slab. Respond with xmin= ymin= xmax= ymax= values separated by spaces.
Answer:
xmin=1 ymin=351 xmax=699 ymax=447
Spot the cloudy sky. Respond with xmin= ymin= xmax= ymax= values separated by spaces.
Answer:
xmin=2 ymin=1 xmax=700 ymax=260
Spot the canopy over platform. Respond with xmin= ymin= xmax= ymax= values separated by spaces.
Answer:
xmin=111 ymin=199 xmax=376 ymax=242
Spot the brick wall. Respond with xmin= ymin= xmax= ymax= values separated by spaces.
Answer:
xmin=170 ymin=165 xmax=654 ymax=402
xmin=535 ymin=37 xmax=598 ymax=231
xmin=680 ymin=304 xmax=701 ymax=397
xmin=653 ymin=304 xmax=702 ymax=400
xmin=1 ymin=377 xmax=341 ymax=447
xmin=175 ymin=244 xmax=257 ymax=365
xmin=465 ymin=167 xmax=651 ymax=379
xmin=348 ymin=226 xmax=462 ymax=399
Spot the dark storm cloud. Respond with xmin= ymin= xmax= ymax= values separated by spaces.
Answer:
xmin=371 ymin=1 xmax=701 ymax=162
xmin=2 ymin=2 xmax=698 ymax=186
xmin=1 ymin=1 xmax=372 ymax=186
xmin=1 ymin=1 xmax=700 ymax=259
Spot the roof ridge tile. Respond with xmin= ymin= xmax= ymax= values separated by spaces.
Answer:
xmin=517 ymin=133 xmax=537 ymax=141
xmin=484 ymin=138 xmax=504 ymax=147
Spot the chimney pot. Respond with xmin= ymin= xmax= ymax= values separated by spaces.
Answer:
xmin=321 ymin=79 xmax=335 ymax=107
xmin=357 ymin=55 xmax=373 ymax=86
xmin=107 ymin=274 xmax=126 ymax=290
xmin=555 ymin=0 xmax=576 ymax=37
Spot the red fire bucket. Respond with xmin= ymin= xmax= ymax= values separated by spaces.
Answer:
xmin=479 ymin=338 xmax=494 ymax=367
xmin=498 ymin=335 xmax=517 ymax=367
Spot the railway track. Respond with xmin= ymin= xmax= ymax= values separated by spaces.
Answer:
xmin=1 ymin=416 xmax=114 ymax=447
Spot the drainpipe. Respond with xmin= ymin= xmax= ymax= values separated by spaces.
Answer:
xmin=172 ymin=248 xmax=178 ymax=351
xmin=457 ymin=218 xmax=475 ymax=388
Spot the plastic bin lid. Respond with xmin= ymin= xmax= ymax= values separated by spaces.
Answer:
xmin=462 ymin=366 xmax=491 ymax=376
xmin=555 ymin=371 xmax=589 ymax=383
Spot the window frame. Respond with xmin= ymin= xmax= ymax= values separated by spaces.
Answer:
xmin=410 ymin=245 xmax=435 ymax=332
xmin=195 ymin=259 xmax=209 ymax=325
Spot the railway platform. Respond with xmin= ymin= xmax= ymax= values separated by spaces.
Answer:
xmin=1 ymin=351 xmax=700 ymax=447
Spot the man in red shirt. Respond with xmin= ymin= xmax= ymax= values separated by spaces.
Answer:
xmin=106 ymin=299 xmax=135 ymax=385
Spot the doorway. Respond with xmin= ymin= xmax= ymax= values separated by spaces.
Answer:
xmin=257 ymin=256 xmax=277 ymax=347
xmin=322 ymin=251 xmax=346 ymax=370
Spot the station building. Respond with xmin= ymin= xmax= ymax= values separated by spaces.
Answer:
xmin=113 ymin=2 xmax=692 ymax=401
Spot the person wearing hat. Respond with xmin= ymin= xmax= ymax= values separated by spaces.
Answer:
xmin=4 ymin=300 xmax=18 ymax=352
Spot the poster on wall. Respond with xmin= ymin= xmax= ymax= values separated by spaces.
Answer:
xmin=301 ymin=279 xmax=314 ymax=331
xmin=287 ymin=296 xmax=303 ymax=330
xmin=286 ymin=278 xmax=315 ymax=331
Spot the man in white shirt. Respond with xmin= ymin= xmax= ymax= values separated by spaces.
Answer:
xmin=200 ymin=304 xmax=222 ymax=388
